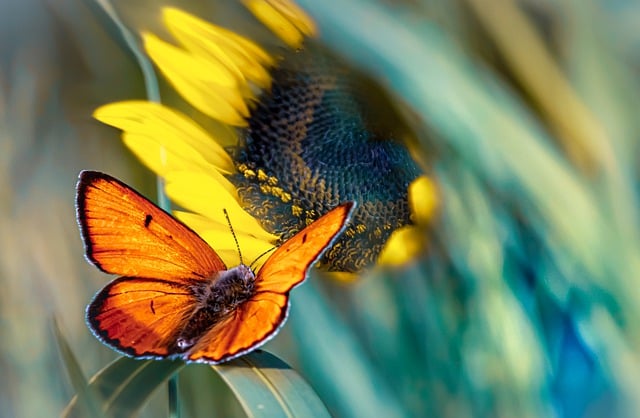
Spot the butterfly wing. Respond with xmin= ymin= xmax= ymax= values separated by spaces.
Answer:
xmin=87 ymin=276 xmax=196 ymax=358
xmin=78 ymin=170 xmax=226 ymax=358
xmin=255 ymin=201 xmax=356 ymax=293
xmin=185 ymin=202 xmax=355 ymax=363
xmin=76 ymin=170 xmax=226 ymax=279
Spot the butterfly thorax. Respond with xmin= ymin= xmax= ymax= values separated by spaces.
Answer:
xmin=196 ymin=264 xmax=256 ymax=309
xmin=174 ymin=264 xmax=256 ymax=352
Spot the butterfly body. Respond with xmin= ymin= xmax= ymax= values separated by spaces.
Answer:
xmin=77 ymin=171 xmax=354 ymax=364
xmin=174 ymin=265 xmax=256 ymax=352
xmin=195 ymin=265 xmax=255 ymax=309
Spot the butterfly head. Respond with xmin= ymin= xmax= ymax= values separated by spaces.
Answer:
xmin=210 ymin=265 xmax=256 ymax=307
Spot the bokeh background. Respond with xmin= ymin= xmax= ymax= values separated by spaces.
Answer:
xmin=3 ymin=0 xmax=640 ymax=417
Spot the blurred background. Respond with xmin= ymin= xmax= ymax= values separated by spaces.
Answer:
xmin=3 ymin=0 xmax=640 ymax=417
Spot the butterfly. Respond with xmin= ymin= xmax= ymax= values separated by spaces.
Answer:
xmin=76 ymin=170 xmax=354 ymax=364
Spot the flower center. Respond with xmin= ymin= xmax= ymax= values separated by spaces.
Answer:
xmin=231 ymin=48 xmax=421 ymax=272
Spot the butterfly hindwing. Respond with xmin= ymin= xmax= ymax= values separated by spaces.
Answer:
xmin=186 ymin=292 xmax=289 ymax=363
xmin=76 ymin=170 xmax=226 ymax=280
xmin=87 ymin=276 xmax=196 ymax=358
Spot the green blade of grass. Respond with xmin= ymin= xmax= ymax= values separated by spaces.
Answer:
xmin=62 ymin=357 xmax=184 ymax=418
xmin=213 ymin=350 xmax=331 ymax=418
xmin=62 ymin=351 xmax=328 ymax=417
xmin=53 ymin=318 xmax=106 ymax=418
xmin=90 ymin=0 xmax=161 ymax=103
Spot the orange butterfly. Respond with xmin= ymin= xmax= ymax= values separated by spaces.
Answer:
xmin=76 ymin=170 xmax=354 ymax=364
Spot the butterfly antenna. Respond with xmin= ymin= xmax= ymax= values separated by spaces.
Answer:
xmin=223 ymin=209 xmax=244 ymax=265
xmin=249 ymin=246 xmax=277 ymax=271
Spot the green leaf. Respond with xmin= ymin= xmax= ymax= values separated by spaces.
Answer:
xmin=62 ymin=349 xmax=328 ymax=417
xmin=62 ymin=357 xmax=184 ymax=418
xmin=213 ymin=350 xmax=332 ymax=418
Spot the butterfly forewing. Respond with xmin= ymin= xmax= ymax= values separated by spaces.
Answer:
xmin=76 ymin=171 xmax=226 ymax=280
xmin=186 ymin=202 xmax=355 ymax=363
xmin=187 ymin=202 xmax=354 ymax=363
xmin=254 ymin=202 xmax=355 ymax=294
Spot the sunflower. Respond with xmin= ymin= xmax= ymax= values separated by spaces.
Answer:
xmin=94 ymin=2 xmax=436 ymax=276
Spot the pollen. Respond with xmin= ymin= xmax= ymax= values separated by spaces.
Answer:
xmin=271 ymin=186 xmax=284 ymax=197
xmin=243 ymin=168 xmax=256 ymax=179
xmin=257 ymin=169 xmax=269 ymax=181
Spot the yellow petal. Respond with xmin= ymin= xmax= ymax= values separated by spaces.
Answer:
xmin=142 ymin=33 xmax=249 ymax=126
xmin=409 ymin=175 xmax=438 ymax=225
xmin=162 ymin=7 xmax=273 ymax=88
xmin=377 ymin=176 xmax=435 ymax=266
xmin=94 ymin=101 xmax=235 ymax=174
xmin=174 ymin=211 xmax=275 ymax=268
xmin=265 ymin=0 xmax=316 ymax=36
xmin=121 ymin=132 xmax=198 ymax=178
xmin=242 ymin=0 xmax=316 ymax=48
xmin=164 ymin=171 xmax=277 ymax=242
xmin=377 ymin=226 xmax=425 ymax=266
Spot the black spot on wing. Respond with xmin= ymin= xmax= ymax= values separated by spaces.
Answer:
xmin=302 ymin=233 xmax=308 ymax=244
xmin=144 ymin=214 xmax=153 ymax=228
